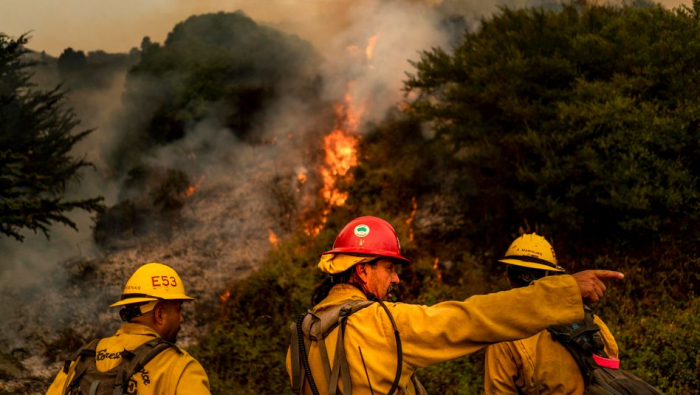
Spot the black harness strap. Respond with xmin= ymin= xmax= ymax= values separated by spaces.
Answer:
xmin=547 ymin=307 xmax=607 ymax=384
xmin=62 ymin=339 xmax=101 ymax=395
xmin=296 ymin=312 xmax=321 ymax=395
xmin=377 ymin=299 xmax=402 ymax=395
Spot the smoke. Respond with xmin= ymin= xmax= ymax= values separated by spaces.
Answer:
xmin=319 ymin=1 xmax=451 ymax=125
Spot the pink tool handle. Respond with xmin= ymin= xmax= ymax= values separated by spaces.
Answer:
xmin=593 ymin=354 xmax=620 ymax=369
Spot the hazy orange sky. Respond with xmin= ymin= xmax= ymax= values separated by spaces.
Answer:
xmin=0 ymin=0 xmax=692 ymax=56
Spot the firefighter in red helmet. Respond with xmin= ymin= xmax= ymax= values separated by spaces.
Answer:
xmin=287 ymin=216 xmax=624 ymax=395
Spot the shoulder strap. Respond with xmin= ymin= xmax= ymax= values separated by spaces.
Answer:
xmin=290 ymin=300 xmax=375 ymax=395
xmin=62 ymin=339 xmax=101 ymax=395
xmin=109 ymin=338 xmax=178 ymax=395
xmin=326 ymin=300 xmax=403 ymax=395
xmin=547 ymin=308 xmax=606 ymax=383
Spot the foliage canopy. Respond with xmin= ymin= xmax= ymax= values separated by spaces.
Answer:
xmin=405 ymin=1 xmax=700 ymax=249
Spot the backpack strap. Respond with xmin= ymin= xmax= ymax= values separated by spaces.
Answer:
xmin=62 ymin=339 xmax=101 ymax=395
xmin=308 ymin=312 xmax=332 ymax=386
xmin=111 ymin=338 xmax=179 ymax=395
xmin=328 ymin=307 xmax=354 ymax=395
xmin=547 ymin=307 xmax=608 ymax=383
xmin=290 ymin=300 xmax=376 ymax=395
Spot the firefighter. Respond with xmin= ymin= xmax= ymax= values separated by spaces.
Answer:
xmin=46 ymin=262 xmax=210 ymax=395
xmin=484 ymin=233 xmax=619 ymax=394
xmin=287 ymin=216 xmax=624 ymax=395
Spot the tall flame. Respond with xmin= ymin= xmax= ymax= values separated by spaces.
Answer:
xmin=308 ymin=35 xmax=380 ymax=235
xmin=320 ymin=130 xmax=358 ymax=207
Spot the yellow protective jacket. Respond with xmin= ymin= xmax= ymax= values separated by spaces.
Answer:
xmin=286 ymin=275 xmax=584 ymax=394
xmin=484 ymin=314 xmax=619 ymax=394
xmin=46 ymin=323 xmax=210 ymax=395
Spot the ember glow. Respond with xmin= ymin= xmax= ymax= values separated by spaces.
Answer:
xmin=184 ymin=175 xmax=205 ymax=198
xmin=406 ymin=197 xmax=418 ymax=241
xmin=219 ymin=290 xmax=231 ymax=304
xmin=268 ymin=229 xmax=279 ymax=245
xmin=433 ymin=257 xmax=442 ymax=281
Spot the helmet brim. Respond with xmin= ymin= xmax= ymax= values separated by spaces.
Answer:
xmin=499 ymin=258 xmax=564 ymax=272
xmin=320 ymin=248 xmax=411 ymax=264
xmin=110 ymin=294 xmax=194 ymax=308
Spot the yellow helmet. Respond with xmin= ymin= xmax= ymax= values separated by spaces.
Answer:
xmin=110 ymin=262 xmax=194 ymax=308
xmin=499 ymin=233 xmax=564 ymax=272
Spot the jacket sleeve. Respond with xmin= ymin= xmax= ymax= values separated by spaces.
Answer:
xmin=484 ymin=343 xmax=521 ymax=395
xmin=389 ymin=275 xmax=583 ymax=368
xmin=174 ymin=358 xmax=211 ymax=395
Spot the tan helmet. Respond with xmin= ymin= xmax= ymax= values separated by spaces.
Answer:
xmin=110 ymin=262 xmax=194 ymax=309
xmin=499 ymin=233 xmax=564 ymax=272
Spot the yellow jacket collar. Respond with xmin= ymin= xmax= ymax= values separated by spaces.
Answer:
xmin=314 ymin=284 xmax=368 ymax=312
xmin=116 ymin=323 xmax=161 ymax=338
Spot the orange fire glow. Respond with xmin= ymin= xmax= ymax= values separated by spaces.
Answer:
xmin=433 ymin=257 xmax=442 ymax=281
xmin=366 ymin=34 xmax=380 ymax=61
xmin=268 ymin=229 xmax=279 ymax=245
xmin=219 ymin=290 xmax=231 ymax=304
xmin=184 ymin=175 xmax=205 ymax=198
xmin=406 ymin=197 xmax=418 ymax=241
xmin=319 ymin=130 xmax=359 ymax=207
xmin=307 ymin=35 xmax=381 ymax=236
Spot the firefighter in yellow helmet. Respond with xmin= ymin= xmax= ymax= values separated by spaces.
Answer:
xmin=46 ymin=263 xmax=210 ymax=395
xmin=286 ymin=217 xmax=624 ymax=395
xmin=484 ymin=234 xmax=620 ymax=394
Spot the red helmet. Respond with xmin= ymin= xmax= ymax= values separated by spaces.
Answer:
xmin=320 ymin=216 xmax=410 ymax=263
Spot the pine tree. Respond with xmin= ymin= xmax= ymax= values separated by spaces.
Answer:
xmin=0 ymin=34 xmax=103 ymax=241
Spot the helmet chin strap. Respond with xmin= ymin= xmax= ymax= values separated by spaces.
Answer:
xmin=119 ymin=300 xmax=159 ymax=322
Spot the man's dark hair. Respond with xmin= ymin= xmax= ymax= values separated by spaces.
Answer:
xmin=310 ymin=257 xmax=385 ymax=305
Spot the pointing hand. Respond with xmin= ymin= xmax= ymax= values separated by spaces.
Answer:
xmin=571 ymin=270 xmax=624 ymax=304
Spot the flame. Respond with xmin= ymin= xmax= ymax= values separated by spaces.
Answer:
xmin=184 ymin=175 xmax=205 ymax=198
xmin=406 ymin=197 xmax=418 ymax=241
xmin=298 ymin=172 xmax=307 ymax=185
xmin=219 ymin=290 xmax=231 ymax=304
xmin=306 ymin=103 xmax=360 ymax=236
xmin=268 ymin=229 xmax=279 ymax=245
xmin=306 ymin=36 xmax=381 ymax=236
xmin=319 ymin=130 xmax=358 ymax=206
xmin=433 ymin=257 xmax=442 ymax=281
xmin=366 ymin=34 xmax=380 ymax=61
